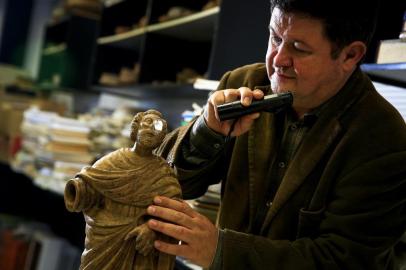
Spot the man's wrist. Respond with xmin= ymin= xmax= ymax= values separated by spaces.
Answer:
xmin=189 ymin=115 xmax=227 ymax=157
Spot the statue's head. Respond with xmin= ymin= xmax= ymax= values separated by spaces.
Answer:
xmin=130 ymin=110 xmax=168 ymax=149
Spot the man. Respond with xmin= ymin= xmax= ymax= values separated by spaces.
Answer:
xmin=64 ymin=110 xmax=181 ymax=270
xmin=147 ymin=0 xmax=406 ymax=269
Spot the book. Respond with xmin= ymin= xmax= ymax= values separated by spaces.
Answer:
xmin=45 ymin=141 xmax=90 ymax=154
xmin=49 ymin=134 xmax=90 ymax=146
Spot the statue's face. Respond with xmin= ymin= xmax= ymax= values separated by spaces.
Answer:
xmin=137 ymin=114 xmax=166 ymax=149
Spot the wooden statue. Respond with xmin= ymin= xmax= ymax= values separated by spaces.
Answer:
xmin=64 ymin=109 xmax=182 ymax=270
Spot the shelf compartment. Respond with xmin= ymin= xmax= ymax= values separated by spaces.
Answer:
xmin=97 ymin=7 xmax=219 ymax=48
xmin=99 ymin=0 xmax=149 ymax=37
xmin=146 ymin=6 xmax=219 ymax=41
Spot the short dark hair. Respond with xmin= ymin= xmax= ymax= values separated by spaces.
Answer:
xmin=270 ymin=0 xmax=380 ymax=58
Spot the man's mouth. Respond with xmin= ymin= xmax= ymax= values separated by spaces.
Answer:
xmin=275 ymin=72 xmax=295 ymax=79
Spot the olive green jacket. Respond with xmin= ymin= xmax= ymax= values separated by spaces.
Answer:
xmin=158 ymin=63 xmax=406 ymax=269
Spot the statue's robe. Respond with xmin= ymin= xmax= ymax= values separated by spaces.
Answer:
xmin=64 ymin=148 xmax=182 ymax=270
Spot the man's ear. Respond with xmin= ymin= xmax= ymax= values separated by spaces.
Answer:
xmin=340 ymin=41 xmax=367 ymax=71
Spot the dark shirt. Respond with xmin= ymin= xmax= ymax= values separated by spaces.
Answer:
xmin=251 ymin=108 xmax=319 ymax=233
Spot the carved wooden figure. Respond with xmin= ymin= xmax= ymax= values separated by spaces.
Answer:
xmin=64 ymin=110 xmax=182 ymax=270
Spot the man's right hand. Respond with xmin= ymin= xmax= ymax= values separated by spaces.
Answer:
xmin=204 ymin=87 xmax=264 ymax=137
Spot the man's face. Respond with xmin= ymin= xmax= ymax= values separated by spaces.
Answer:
xmin=137 ymin=114 xmax=166 ymax=149
xmin=266 ymin=8 xmax=348 ymax=112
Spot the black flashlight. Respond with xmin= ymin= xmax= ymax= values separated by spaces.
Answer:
xmin=216 ymin=92 xmax=293 ymax=121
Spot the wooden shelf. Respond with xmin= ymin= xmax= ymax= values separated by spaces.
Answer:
xmin=92 ymin=83 xmax=210 ymax=100
xmin=103 ymin=0 xmax=126 ymax=8
xmin=97 ymin=7 xmax=219 ymax=48
xmin=97 ymin=27 xmax=146 ymax=50
xmin=146 ymin=7 xmax=219 ymax=41
xmin=42 ymin=43 xmax=67 ymax=56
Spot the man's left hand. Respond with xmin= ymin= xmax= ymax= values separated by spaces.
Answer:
xmin=147 ymin=196 xmax=218 ymax=268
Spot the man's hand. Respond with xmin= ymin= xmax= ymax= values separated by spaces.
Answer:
xmin=147 ymin=196 xmax=218 ymax=268
xmin=125 ymin=223 xmax=156 ymax=256
xmin=205 ymin=87 xmax=264 ymax=137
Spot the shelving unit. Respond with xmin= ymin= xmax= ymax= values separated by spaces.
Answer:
xmin=38 ymin=0 xmax=271 ymax=93
xmin=98 ymin=7 xmax=219 ymax=46
xmin=89 ymin=0 xmax=271 ymax=131
xmin=95 ymin=4 xmax=219 ymax=85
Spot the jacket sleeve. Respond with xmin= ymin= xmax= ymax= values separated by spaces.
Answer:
xmin=220 ymin=152 xmax=406 ymax=269
xmin=156 ymin=71 xmax=234 ymax=199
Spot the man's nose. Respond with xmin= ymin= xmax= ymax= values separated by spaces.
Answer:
xmin=273 ymin=43 xmax=292 ymax=68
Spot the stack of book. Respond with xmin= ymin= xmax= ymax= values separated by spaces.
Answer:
xmin=45 ymin=117 xmax=93 ymax=164
xmin=13 ymin=106 xmax=137 ymax=194
xmin=20 ymin=107 xmax=93 ymax=164
xmin=14 ymin=107 xmax=94 ymax=194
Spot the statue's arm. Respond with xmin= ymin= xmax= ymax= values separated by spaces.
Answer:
xmin=125 ymin=221 xmax=156 ymax=256
xmin=64 ymin=178 xmax=101 ymax=212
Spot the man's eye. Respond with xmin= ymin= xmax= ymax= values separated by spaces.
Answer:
xmin=271 ymin=36 xmax=282 ymax=46
xmin=293 ymin=42 xmax=310 ymax=53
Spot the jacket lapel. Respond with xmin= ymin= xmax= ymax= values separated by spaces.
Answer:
xmin=258 ymin=68 xmax=367 ymax=233
xmin=247 ymin=112 xmax=276 ymax=226
xmin=246 ymin=85 xmax=277 ymax=227
xmin=260 ymin=117 xmax=342 ymax=233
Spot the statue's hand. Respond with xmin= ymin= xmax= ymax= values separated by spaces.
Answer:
xmin=125 ymin=223 xmax=156 ymax=256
